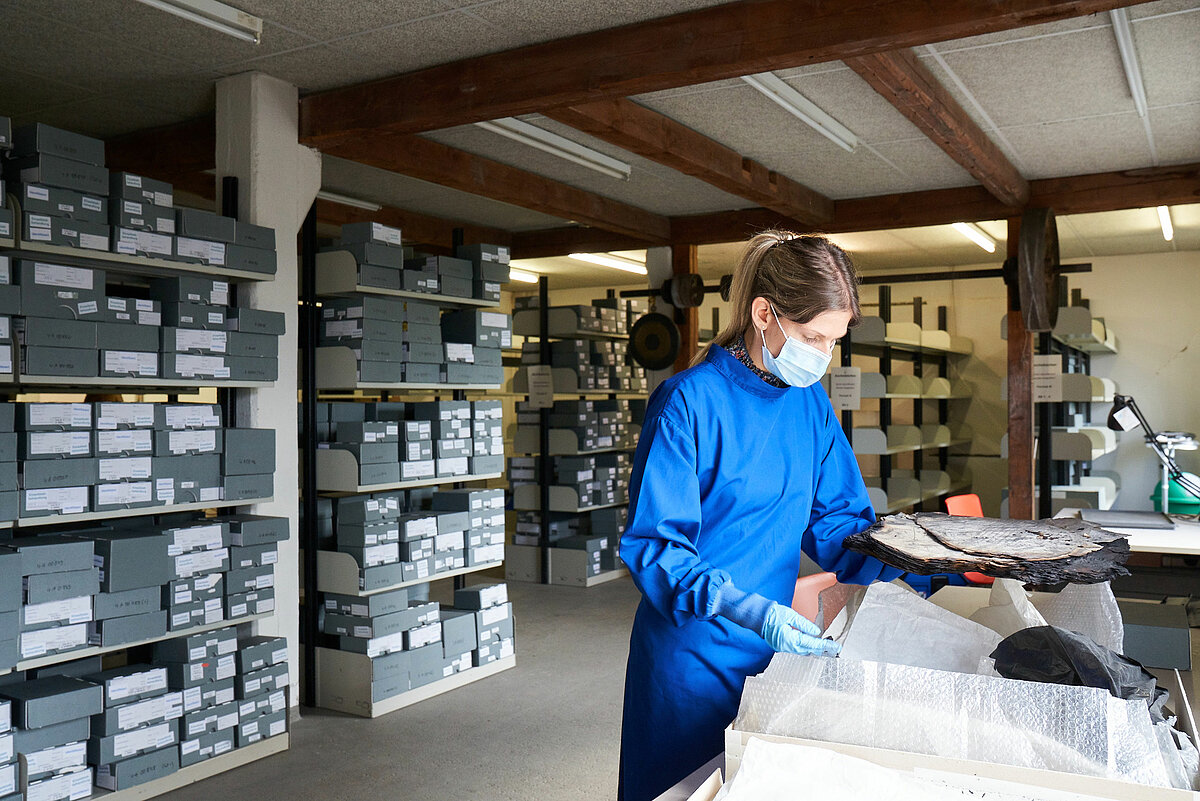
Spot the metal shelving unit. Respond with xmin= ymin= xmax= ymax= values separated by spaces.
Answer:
xmin=315 ymin=345 xmax=501 ymax=392
xmin=315 ymin=249 xmax=500 ymax=308
xmin=90 ymin=735 xmax=289 ymax=801
xmin=15 ymin=496 xmax=273 ymax=529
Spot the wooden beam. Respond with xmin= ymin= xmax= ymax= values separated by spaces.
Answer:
xmin=672 ymin=244 xmax=699 ymax=374
xmin=845 ymin=49 xmax=1029 ymax=206
xmin=1005 ymin=216 xmax=1035 ymax=520
xmin=314 ymin=199 xmax=512 ymax=250
xmin=321 ymin=132 xmax=670 ymax=243
xmin=544 ymin=99 xmax=833 ymax=225
xmin=510 ymin=227 xmax=660 ymax=260
xmin=106 ymin=116 xmax=216 ymax=181
xmin=299 ymin=0 xmax=1144 ymax=143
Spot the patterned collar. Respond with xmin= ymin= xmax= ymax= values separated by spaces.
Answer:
xmin=724 ymin=334 xmax=788 ymax=388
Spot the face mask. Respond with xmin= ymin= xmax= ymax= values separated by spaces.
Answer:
xmin=760 ymin=304 xmax=833 ymax=388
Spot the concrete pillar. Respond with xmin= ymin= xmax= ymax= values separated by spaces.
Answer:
xmin=215 ymin=72 xmax=321 ymax=703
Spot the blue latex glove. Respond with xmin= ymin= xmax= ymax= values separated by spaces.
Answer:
xmin=761 ymin=602 xmax=840 ymax=656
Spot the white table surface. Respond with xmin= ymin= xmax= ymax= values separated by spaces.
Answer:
xmin=1058 ymin=508 xmax=1200 ymax=556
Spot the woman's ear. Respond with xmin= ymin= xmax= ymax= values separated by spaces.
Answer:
xmin=750 ymin=297 xmax=771 ymax=332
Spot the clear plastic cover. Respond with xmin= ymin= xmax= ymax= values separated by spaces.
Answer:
xmin=736 ymin=654 xmax=1186 ymax=789
xmin=1033 ymin=582 xmax=1125 ymax=654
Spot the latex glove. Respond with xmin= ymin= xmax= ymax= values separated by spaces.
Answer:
xmin=761 ymin=602 xmax=840 ymax=656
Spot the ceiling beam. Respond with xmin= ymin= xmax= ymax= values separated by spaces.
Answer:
xmin=543 ymin=98 xmax=832 ymax=225
xmin=517 ymin=161 xmax=1200 ymax=254
xmin=299 ymin=0 xmax=1145 ymax=144
xmin=845 ymin=48 xmax=1029 ymax=206
xmin=313 ymin=199 xmax=512 ymax=250
xmin=106 ymin=116 xmax=216 ymax=180
xmin=321 ymin=132 xmax=671 ymax=243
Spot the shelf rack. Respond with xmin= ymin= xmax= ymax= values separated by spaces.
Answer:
xmin=839 ymin=287 xmax=973 ymax=516
xmin=15 ymin=496 xmax=273 ymax=529
xmin=0 ymin=238 xmax=276 ymax=284
xmin=300 ymin=231 xmax=514 ymax=716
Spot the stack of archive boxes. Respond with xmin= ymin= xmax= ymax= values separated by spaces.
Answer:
xmin=2 ymin=673 xmax=103 ymax=800
xmin=85 ymin=662 xmax=180 ymax=791
xmin=320 ymin=222 xmax=416 ymax=292
xmin=0 ymin=698 xmax=13 ymax=801
xmin=320 ymin=294 xmax=444 ymax=386
xmin=0 ymin=116 xmax=12 ymax=240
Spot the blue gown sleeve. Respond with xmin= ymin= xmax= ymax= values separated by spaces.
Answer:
xmin=802 ymin=400 xmax=906 ymax=586
xmin=621 ymin=395 xmax=730 ymax=627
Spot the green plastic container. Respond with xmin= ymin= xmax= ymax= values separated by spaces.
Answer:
xmin=1150 ymin=476 xmax=1200 ymax=514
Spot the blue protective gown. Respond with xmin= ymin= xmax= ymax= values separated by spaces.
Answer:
xmin=618 ymin=345 xmax=906 ymax=801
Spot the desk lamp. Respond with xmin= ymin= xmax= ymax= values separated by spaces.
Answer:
xmin=1107 ymin=394 xmax=1200 ymax=514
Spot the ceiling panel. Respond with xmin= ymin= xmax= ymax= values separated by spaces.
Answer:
xmin=1149 ymin=103 xmax=1200 ymax=164
xmin=463 ymin=0 xmax=735 ymax=42
xmin=321 ymin=155 xmax=568 ymax=231
xmin=421 ymin=116 xmax=752 ymax=216
xmin=219 ymin=45 xmax=351 ymax=93
xmin=934 ymin=26 xmax=1133 ymax=129
xmin=1128 ymin=0 xmax=1200 ymax=20
xmin=1132 ymin=8 xmax=1200 ymax=108
xmin=0 ymin=65 xmax=92 ymax=117
xmin=863 ymin=138 xmax=976 ymax=188
xmin=780 ymin=67 xmax=928 ymax=144
xmin=930 ymin=13 xmax=1108 ymax=53
xmin=997 ymin=114 xmax=1153 ymax=179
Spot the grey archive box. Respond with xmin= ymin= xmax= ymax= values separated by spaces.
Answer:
xmin=225 ymin=332 xmax=278 ymax=358
xmin=225 ymin=244 xmax=276 ymax=275
xmin=155 ymin=403 xmax=222 ymax=429
xmin=91 ymin=689 xmax=181 ymax=735
xmin=226 ymin=355 xmax=278 ymax=382
xmin=0 ymin=286 xmax=18 ymax=316
xmin=221 ymin=514 xmax=288 ymax=547
xmin=95 ymin=428 xmax=154 ymax=457
xmin=175 ymin=207 xmax=236 ymax=243
xmin=109 ymin=198 xmax=174 ymax=234
xmin=224 ymin=473 xmax=274 ymax=502
xmin=112 ymin=227 xmax=173 ymax=259
xmin=95 ymin=743 xmax=181 ymax=791
xmin=223 ymin=429 xmax=275 ymax=475
xmin=234 ymin=220 xmax=275 ymax=249
xmin=100 ymin=296 xmax=162 ymax=326
xmin=154 ymin=428 xmax=223 ymax=456
xmin=19 ymin=429 xmax=91 ymax=460
xmin=0 ymin=675 xmax=104 ymax=728
xmin=87 ymin=530 xmax=171 ymax=591
xmin=83 ymin=664 xmax=168 ymax=707
xmin=89 ymin=609 xmax=169 ymax=648
xmin=21 ymin=457 xmax=98 ymax=490
xmin=235 ymin=636 xmax=287 ymax=674
xmin=340 ymin=221 xmax=402 ymax=247
xmin=24 ymin=214 xmax=110 ymax=251
xmin=321 ymin=295 xmax=404 ymax=321
xmin=0 ymin=115 xmax=10 ymax=148
xmin=88 ymin=718 xmax=178 ymax=764
xmin=163 ymin=302 xmax=226 ymax=330
xmin=355 ymin=264 xmax=402 ymax=290
xmin=110 ymin=172 xmax=173 ymax=207
xmin=13 ymin=123 xmax=105 ymax=165
xmin=22 ymin=566 xmax=98 ymax=604
xmin=93 ymin=586 xmax=161 ymax=620
xmin=331 ymin=241 xmax=404 ymax=269
xmin=149 ymin=276 xmax=229 ymax=306
xmin=15 ymin=316 xmax=97 ymax=350
xmin=98 ymin=321 xmax=158 ymax=351
xmin=153 ymin=454 xmax=221 ymax=504
xmin=225 ymin=308 xmax=284 ymax=335
xmin=8 ymin=153 xmax=108 ymax=195
xmin=20 ymin=184 xmax=107 ymax=226
xmin=324 ymin=587 xmax=409 ymax=617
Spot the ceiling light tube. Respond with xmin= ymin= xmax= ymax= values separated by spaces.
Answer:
xmin=951 ymin=221 xmax=997 ymax=253
xmin=1110 ymin=9 xmax=1148 ymax=118
xmin=316 ymin=190 xmax=383 ymax=212
xmin=132 ymin=0 xmax=262 ymax=43
xmin=476 ymin=118 xmax=633 ymax=180
xmin=568 ymin=252 xmax=648 ymax=275
xmin=741 ymin=72 xmax=858 ymax=152
xmin=509 ymin=268 xmax=540 ymax=284
xmin=1157 ymin=206 xmax=1174 ymax=241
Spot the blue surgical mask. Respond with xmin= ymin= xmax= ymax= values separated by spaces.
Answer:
xmin=760 ymin=304 xmax=833 ymax=388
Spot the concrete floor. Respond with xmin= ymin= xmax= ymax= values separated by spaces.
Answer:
xmin=162 ymin=576 xmax=643 ymax=801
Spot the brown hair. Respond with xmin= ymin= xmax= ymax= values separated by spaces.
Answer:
xmin=694 ymin=231 xmax=862 ymax=366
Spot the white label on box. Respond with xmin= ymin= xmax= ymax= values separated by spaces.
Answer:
xmin=217 ymin=710 xmax=238 ymax=730
xmin=96 ymin=402 xmax=155 ymax=429
xmin=0 ymin=316 xmax=8 ymax=340
xmin=139 ymin=310 xmax=162 ymax=325
xmin=29 ymin=214 xmax=53 ymax=229
xmin=125 ymin=175 xmax=142 ymax=188
xmin=108 ymin=296 xmax=128 ymax=312
xmin=324 ymin=319 xmax=360 ymax=338
xmin=108 ymin=667 xmax=167 ymax=701
xmin=165 ymin=405 xmax=220 ymax=429
xmin=82 ymin=195 xmax=103 ymax=212
xmin=96 ymin=481 xmax=153 ymax=506
xmin=481 ymin=604 xmax=510 ymax=626
xmin=28 ymin=402 xmax=90 ymax=428
xmin=155 ymin=190 xmax=173 ymax=208
xmin=177 ymin=237 xmax=226 ymax=265
xmin=27 ymin=185 xmax=50 ymax=201
xmin=23 ymin=596 xmax=92 ymax=627
xmin=0 ymin=732 xmax=10 ymax=763
xmin=24 ymin=741 xmax=87 ymax=780
xmin=169 ymin=429 xmax=217 ymax=453
xmin=269 ymin=720 xmax=286 ymax=737
xmin=123 ymin=200 xmax=141 ymax=214
xmin=156 ymin=478 xmax=176 ymax=503
xmin=97 ymin=428 xmax=153 ymax=454
xmin=104 ymin=349 xmax=158 ymax=375
xmin=169 ymin=524 xmax=225 ymax=554
xmin=20 ymin=623 xmax=88 ymax=657
xmin=370 ymin=222 xmax=403 ymax=245
xmin=201 ymin=486 xmax=222 ymax=501
xmin=480 ymin=312 xmax=507 ymax=329
xmin=79 ymin=231 xmax=108 ymax=250
xmin=98 ymin=455 xmax=152 ymax=481
xmin=175 ymin=328 xmax=227 ymax=353
xmin=416 ymin=560 xmax=430 ymax=578
xmin=23 ymin=485 xmax=89 ymax=513
xmin=365 ymin=632 xmax=405 ymax=658
xmin=0 ymin=343 xmax=9 ymax=374
xmin=1033 ymin=354 xmax=1063 ymax=403
xmin=208 ymin=312 xmax=223 ymax=324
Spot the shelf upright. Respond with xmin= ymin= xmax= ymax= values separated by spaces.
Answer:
xmin=538 ymin=276 xmax=553 ymax=584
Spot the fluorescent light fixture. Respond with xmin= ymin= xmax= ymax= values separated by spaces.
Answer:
xmin=475 ymin=117 xmax=632 ymax=180
xmin=741 ymin=72 xmax=858 ymax=152
xmin=1157 ymin=205 xmax=1174 ymax=241
xmin=509 ymin=268 xmax=540 ymax=284
xmin=951 ymin=221 xmax=997 ymax=253
xmin=132 ymin=0 xmax=262 ymax=43
xmin=316 ymin=190 xmax=382 ymax=212
xmin=568 ymin=252 xmax=647 ymax=275
xmin=1110 ymin=9 xmax=1148 ymax=118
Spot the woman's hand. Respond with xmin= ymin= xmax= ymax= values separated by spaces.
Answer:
xmin=761 ymin=603 xmax=840 ymax=656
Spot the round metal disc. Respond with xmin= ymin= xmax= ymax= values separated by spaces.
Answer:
xmin=668 ymin=274 xmax=706 ymax=308
xmin=718 ymin=274 xmax=734 ymax=302
xmin=629 ymin=312 xmax=681 ymax=370
xmin=1018 ymin=207 xmax=1061 ymax=331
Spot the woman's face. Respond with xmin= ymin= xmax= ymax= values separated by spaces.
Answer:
xmin=757 ymin=301 xmax=852 ymax=358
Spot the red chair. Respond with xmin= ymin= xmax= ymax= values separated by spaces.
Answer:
xmin=791 ymin=572 xmax=838 ymax=624
xmin=945 ymin=493 xmax=993 ymax=585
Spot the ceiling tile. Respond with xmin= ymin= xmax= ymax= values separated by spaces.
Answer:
xmin=1127 ymin=1 xmax=1200 ymax=20
xmin=863 ymin=139 xmax=976 ymax=189
xmin=237 ymin=0 xmax=452 ymax=42
xmin=936 ymin=26 xmax=1133 ymax=128
xmin=321 ymin=155 xmax=568 ymax=231
xmin=422 ymin=118 xmax=752 ymax=216
xmin=997 ymin=114 xmax=1153 ymax=178
xmin=1149 ymin=103 xmax=1200 ymax=164
xmin=779 ymin=68 xmax=928 ymax=145
xmin=0 ymin=64 xmax=94 ymax=117
xmin=1132 ymin=10 xmax=1200 ymax=108
xmin=26 ymin=0 xmax=315 ymax=72
xmin=633 ymin=78 xmax=744 ymax=104
xmin=932 ymin=14 xmax=1108 ymax=53
xmin=222 ymin=45 xmax=350 ymax=93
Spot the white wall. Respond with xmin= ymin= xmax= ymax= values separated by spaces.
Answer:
xmin=522 ymin=249 xmax=1200 ymax=515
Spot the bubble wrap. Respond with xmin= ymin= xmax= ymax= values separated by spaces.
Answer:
xmin=1033 ymin=582 xmax=1125 ymax=654
xmin=736 ymin=654 xmax=1183 ymax=789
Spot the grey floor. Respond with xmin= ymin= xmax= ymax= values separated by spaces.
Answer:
xmin=161 ymin=576 xmax=643 ymax=801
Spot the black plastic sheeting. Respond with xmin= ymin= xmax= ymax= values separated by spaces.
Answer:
xmin=991 ymin=625 xmax=1169 ymax=723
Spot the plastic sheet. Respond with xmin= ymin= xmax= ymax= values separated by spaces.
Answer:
xmin=1033 ymin=582 xmax=1124 ymax=654
xmin=838 ymin=582 xmax=1002 ymax=675
xmin=736 ymin=654 xmax=1184 ymax=788
xmin=970 ymin=578 xmax=1048 ymax=639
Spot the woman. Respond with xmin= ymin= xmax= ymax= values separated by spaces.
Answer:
xmin=618 ymin=231 xmax=907 ymax=801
